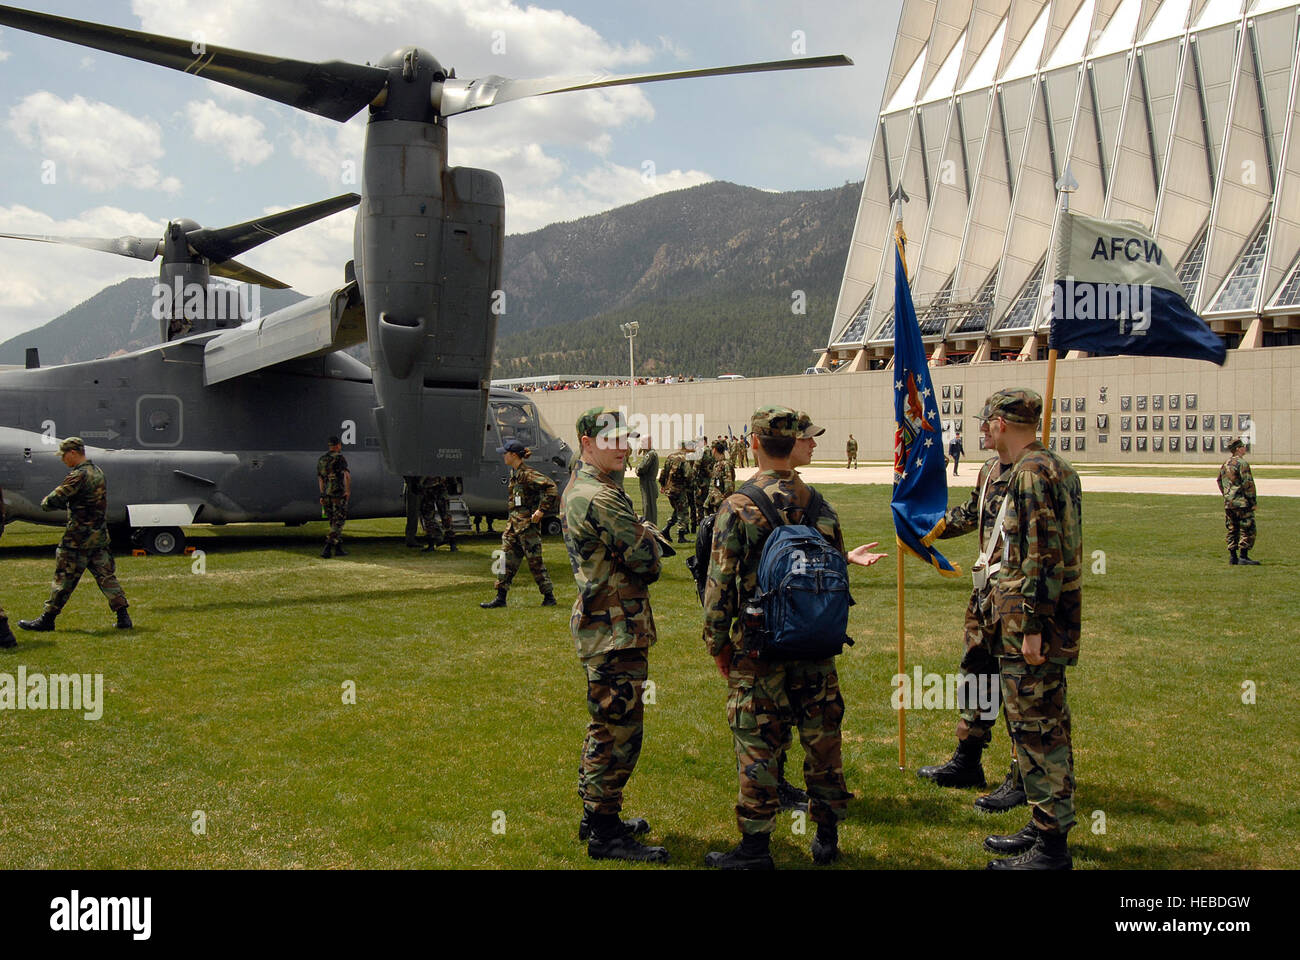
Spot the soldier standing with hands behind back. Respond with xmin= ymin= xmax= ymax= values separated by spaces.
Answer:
xmin=317 ymin=435 xmax=351 ymax=558
xmin=561 ymin=406 xmax=670 ymax=863
xmin=19 ymin=437 xmax=132 ymax=632
xmin=981 ymin=388 xmax=1082 ymax=870
xmin=1218 ymin=438 xmax=1259 ymax=565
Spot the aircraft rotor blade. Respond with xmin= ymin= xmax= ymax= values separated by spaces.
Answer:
xmin=209 ymin=258 xmax=291 ymax=290
xmin=0 ymin=232 xmax=161 ymax=261
xmin=0 ymin=4 xmax=388 ymax=122
xmin=186 ymin=193 xmax=360 ymax=263
xmin=432 ymin=54 xmax=853 ymax=117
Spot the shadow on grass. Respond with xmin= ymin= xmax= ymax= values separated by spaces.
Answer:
xmin=149 ymin=579 xmax=491 ymax=613
xmin=1082 ymin=782 xmax=1214 ymax=827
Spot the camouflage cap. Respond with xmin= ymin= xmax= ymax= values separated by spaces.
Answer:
xmin=1229 ymin=437 xmax=1247 ymax=451
xmin=751 ymin=405 xmax=824 ymax=439
xmin=976 ymin=388 xmax=1042 ymax=425
xmin=576 ymin=406 xmax=638 ymax=442
xmin=58 ymin=436 xmax=85 ymax=454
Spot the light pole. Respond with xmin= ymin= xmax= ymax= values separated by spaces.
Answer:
xmin=621 ymin=321 xmax=639 ymax=426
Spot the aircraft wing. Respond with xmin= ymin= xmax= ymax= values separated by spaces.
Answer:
xmin=203 ymin=280 xmax=364 ymax=385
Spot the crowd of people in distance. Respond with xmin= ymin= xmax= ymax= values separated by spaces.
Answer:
xmin=511 ymin=376 xmax=702 ymax=392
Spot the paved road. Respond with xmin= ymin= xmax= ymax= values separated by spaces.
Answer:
xmin=798 ymin=464 xmax=1300 ymax=498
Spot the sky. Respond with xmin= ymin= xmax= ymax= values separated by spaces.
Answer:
xmin=0 ymin=0 xmax=902 ymax=341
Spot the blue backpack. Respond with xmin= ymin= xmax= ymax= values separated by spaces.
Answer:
xmin=739 ymin=483 xmax=853 ymax=661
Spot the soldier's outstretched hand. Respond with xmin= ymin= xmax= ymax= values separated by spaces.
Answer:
xmin=847 ymin=542 xmax=888 ymax=568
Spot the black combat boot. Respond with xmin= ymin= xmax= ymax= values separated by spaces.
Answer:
xmin=541 ymin=592 xmax=557 ymax=607
xmin=974 ymin=763 xmax=1027 ymax=813
xmin=334 ymin=543 xmax=348 ymax=556
xmin=578 ymin=809 xmax=649 ymax=841
xmin=0 ymin=619 xmax=16 ymax=649
xmin=479 ymin=589 xmax=508 ymax=609
xmin=321 ymin=543 xmax=334 ymax=558
xmin=917 ymin=737 xmax=987 ymax=788
xmin=983 ymin=820 xmax=1040 ymax=855
xmin=1238 ymin=550 xmax=1260 ymax=565
xmin=1229 ymin=549 xmax=1239 ymax=565
xmin=777 ymin=778 xmax=809 ymax=812
xmin=987 ymin=828 xmax=1072 ymax=870
xmin=587 ymin=813 xmax=669 ymax=863
xmin=18 ymin=611 xmax=57 ymax=632
xmin=704 ymin=832 xmax=774 ymax=870
xmin=422 ymin=538 xmax=437 ymax=552
xmin=447 ymin=540 xmax=458 ymax=553
xmin=811 ymin=823 xmax=840 ymax=865
xmin=115 ymin=607 xmax=133 ymax=630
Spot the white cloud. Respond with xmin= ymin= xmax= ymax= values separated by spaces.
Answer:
xmin=0 ymin=204 xmax=164 ymax=341
xmin=223 ymin=201 xmax=357 ymax=300
xmin=503 ymin=161 xmax=713 ymax=234
xmin=186 ymin=99 xmax=274 ymax=169
xmin=7 ymin=92 xmax=181 ymax=194
xmin=810 ymin=133 xmax=871 ymax=171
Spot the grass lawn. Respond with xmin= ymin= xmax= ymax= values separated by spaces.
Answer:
xmin=1 ymin=481 xmax=1296 ymax=869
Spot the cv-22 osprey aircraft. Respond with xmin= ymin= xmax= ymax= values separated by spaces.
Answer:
xmin=0 ymin=195 xmax=573 ymax=554
xmin=0 ymin=3 xmax=850 ymax=551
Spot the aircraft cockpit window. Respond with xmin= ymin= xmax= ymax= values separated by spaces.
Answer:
xmin=532 ymin=404 xmax=562 ymax=446
xmin=492 ymin=401 xmax=536 ymax=448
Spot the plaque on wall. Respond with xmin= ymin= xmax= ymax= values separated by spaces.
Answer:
xmin=1153 ymin=416 xmax=1163 ymax=431
xmin=1169 ymin=394 xmax=1180 ymax=410
xmin=1186 ymin=435 xmax=1197 ymax=451
xmin=1051 ymin=417 xmax=1057 ymax=432
xmin=1137 ymin=416 xmax=1148 ymax=431
xmin=1204 ymin=435 xmax=1215 ymax=450
xmin=1075 ymin=417 xmax=1085 ymax=432
xmin=942 ymin=385 xmax=951 ymax=398
xmin=1049 ymin=438 xmax=1057 ymax=451
xmin=1137 ymin=436 xmax=1148 ymax=451
xmin=1051 ymin=398 xmax=1057 ymax=411
xmin=1170 ymin=437 xmax=1180 ymax=452
xmin=1220 ymin=436 xmax=1233 ymax=452
xmin=1075 ymin=438 xmax=1086 ymax=451
xmin=1121 ymin=416 xmax=1132 ymax=431
xmin=1152 ymin=395 xmax=1163 ymax=411
xmin=1097 ymin=414 xmax=1109 ymax=430
xmin=1153 ymin=436 xmax=1164 ymax=452
xmin=1099 ymin=386 xmax=1108 ymax=403
xmin=1061 ymin=397 xmax=1072 ymax=413
xmin=1075 ymin=397 xmax=1085 ymax=412
xmin=1060 ymin=436 xmax=1071 ymax=451
xmin=1238 ymin=414 xmax=1251 ymax=431
xmin=1202 ymin=414 xmax=1214 ymax=431
xmin=1098 ymin=434 xmax=1108 ymax=444
xmin=1121 ymin=396 xmax=1132 ymax=411
xmin=942 ymin=401 xmax=951 ymax=413
xmin=954 ymin=386 xmax=963 ymax=398
xmin=1121 ymin=437 xmax=1132 ymax=451
xmin=1220 ymin=414 xmax=1232 ymax=431
xmin=1136 ymin=395 xmax=1148 ymax=411
xmin=955 ymin=401 xmax=963 ymax=414
xmin=1186 ymin=394 xmax=1198 ymax=410
xmin=1170 ymin=415 xmax=1181 ymax=430
xmin=979 ymin=435 xmax=989 ymax=450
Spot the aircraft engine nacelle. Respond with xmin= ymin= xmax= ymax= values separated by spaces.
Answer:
xmin=356 ymin=114 xmax=503 ymax=478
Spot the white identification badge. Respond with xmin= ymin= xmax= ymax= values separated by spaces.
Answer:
xmin=515 ymin=495 xmax=522 ymax=506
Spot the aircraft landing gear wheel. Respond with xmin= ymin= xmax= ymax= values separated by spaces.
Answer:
xmin=543 ymin=517 xmax=563 ymax=537
xmin=139 ymin=526 xmax=186 ymax=556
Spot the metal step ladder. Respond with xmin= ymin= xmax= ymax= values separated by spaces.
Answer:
xmin=447 ymin=497 xmax=474 ymax=534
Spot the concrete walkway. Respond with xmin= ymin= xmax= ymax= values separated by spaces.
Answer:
xmin=796 ymin=464 xmax=1300 ymax=497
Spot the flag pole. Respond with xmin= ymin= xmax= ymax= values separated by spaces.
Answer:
xmin=1042 ymin=168 xmax=1077 ymax=445
xmin=892 ymin=186 xmax=909 ymax=770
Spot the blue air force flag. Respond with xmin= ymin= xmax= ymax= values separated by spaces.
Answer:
xmin=1049 ymin=212 xmax=1227 ymax=365
xmin=889 ymin=247 xmax=961 ymax=577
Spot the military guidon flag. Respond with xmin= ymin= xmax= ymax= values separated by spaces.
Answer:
xmin=889 ymin=247 xmax=961 ymax=577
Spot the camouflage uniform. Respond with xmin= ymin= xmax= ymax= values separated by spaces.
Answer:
xmin=562 ymin=451 xmax=663 ymax=819
xmin=40 ymin=459 xmax=129 ymax=616
xmin=0 ymin=484 xmax=9 ymax=633
xmin=846 ymin=437 xmax=858 ymax=469
xmin=496 ymin=463 xmax=557 ymax=596
xmin=705 ymin=456 xmax=736 ymax=512
xmin=316 ymin=449 xmax=350 ymax=546
xmin=658 ymin=450 xmax=691 ymax=535
xmin=994 ymin=431 xmax=1083 ymax=837
xmin=703 ymin=412 xmax=853 ymax=838
xmin=635 ymin=447 xmax=660 ymax=525
xmin=418 ymin=476 xmax=458 ymax=547
xmin=692 ymin=445 xmax=714 ymax=527
xmin=1218 ymin=450 xmax=1256 ymax=553
xmin=936 ymin=455 xmax=1014 ymax=749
